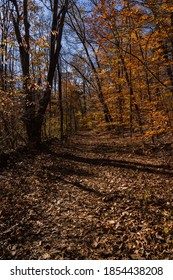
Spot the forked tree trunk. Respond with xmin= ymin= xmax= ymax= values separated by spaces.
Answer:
xmin=10 ymin=0 xmax=69 ymax=148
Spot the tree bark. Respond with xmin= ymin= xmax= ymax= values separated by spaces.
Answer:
xmin=57 ymin=59 xmax=64 ymax=140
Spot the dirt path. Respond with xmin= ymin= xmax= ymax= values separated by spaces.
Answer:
xmin=0 ymin=131 xmax=173 ymax=259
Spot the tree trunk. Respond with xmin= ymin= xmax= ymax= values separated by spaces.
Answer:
xmin=25 ymin=117 xmax=43 ymax=148
xmin=10 ymin=0 xmax=69 ymax=148
xmin=57 ymin=60 xmax=64 ymax=140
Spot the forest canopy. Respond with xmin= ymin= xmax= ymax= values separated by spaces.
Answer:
xmin=0 ymin=0 xmax=173 ymax=149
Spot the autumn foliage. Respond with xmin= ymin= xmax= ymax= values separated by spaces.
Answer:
xmin=1 ymin=1 xmax=173 ymax=261
xmin=0 ymin=0 xmax=173 ymax=149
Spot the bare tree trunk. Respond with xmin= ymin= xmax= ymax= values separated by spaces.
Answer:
xmin=57 ymin=59 xmax=64 ymax=140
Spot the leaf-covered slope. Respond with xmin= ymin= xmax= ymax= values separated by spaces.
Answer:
xmin=0 ymin=132 xmax=173 ymax=259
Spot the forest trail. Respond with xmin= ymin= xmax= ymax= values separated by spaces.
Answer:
xmin=0 ymin=131 xmax=173 ymax=259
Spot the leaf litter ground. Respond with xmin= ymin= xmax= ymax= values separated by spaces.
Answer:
xmin=0 ymin=131 xmax=173 ymax=259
